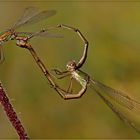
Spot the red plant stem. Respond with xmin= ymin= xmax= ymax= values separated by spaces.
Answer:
xmin=0 ymin=82 xmax=29 ymax=140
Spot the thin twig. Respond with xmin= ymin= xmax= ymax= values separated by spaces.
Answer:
xmin=0 ymin=82 xmax=29 ymax=140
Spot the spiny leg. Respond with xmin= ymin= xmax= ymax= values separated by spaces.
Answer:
xmin=52 ymin=68 xmax=69 ymax=75
xmin=52 ymin=69 xmax=88 ymax=99
xmin=59 ymin=83 xmax=87 ymax=99
xmin=51 ymin=68 xmax=74 ymax=93
xmin=52 ymin=68 xmax=71 ymax=79
xmin=52 ymin=70 xmax=74 ymax=94
xmin=67 ymin=77 xmax=73 ymax=93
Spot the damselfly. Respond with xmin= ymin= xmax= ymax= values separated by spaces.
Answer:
xmin=0 ymin=7 xmax=88 ymax=96
xmin=53 ymin=60 xmax=140 ymax=134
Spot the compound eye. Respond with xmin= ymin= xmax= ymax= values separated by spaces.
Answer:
xmin=71 ymin=62 xmax=76 ymax=68
xmin=66 ymin=64 xmax=70 ymax=70
xmin=66 ymin=64 xmax=69 ymax=68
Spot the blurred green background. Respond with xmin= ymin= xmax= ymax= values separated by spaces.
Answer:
xmin=1 ymin=1 xmax=140 ymax=139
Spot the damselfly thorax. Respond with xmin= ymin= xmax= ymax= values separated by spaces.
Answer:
xmin=0 ymin=30 xmax=15 ymax=43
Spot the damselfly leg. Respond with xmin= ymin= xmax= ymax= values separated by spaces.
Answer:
xmin=52 ymin=60 xmax=89 ymax=99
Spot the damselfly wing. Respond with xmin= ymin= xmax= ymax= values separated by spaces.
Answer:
xmin=11 ymin=7 xmax=56 ymax=30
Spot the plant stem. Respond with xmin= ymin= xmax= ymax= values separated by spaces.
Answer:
xmin=0 ymin=82 xmax=29 ymax=140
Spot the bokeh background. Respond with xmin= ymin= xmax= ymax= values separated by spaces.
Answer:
xmin=1 ymin=0 xmax=140 ymax=139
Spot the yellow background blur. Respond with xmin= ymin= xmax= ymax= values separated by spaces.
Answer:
xmin=0 ymin=1 xmax=140 ymax=139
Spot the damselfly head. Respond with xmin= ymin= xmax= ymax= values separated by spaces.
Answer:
xmin=66 ymin=60 xmax=77 ymax=72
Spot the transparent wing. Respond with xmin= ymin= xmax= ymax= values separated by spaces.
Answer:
xmin=17 ymin=31 xmax=63 ymax=38
xmin=90 ymin=79 xmax=140 ymax=114
xmin=91 ymin=84 xmax=140 ymax=134
xmin=12 ymin=7 xmax=56 ymax=30
xmin=90 ymin=78 xmax=140 ymax=133
xmin=30 ymin=31 xmax=63 ymax=38
xmin=12 ymin=7 xmax=38 ymax=29
xmin=0 ymin=45 xmax=5 ymax=63
xmin=63 ymin=68 xmax=140 ymax=133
